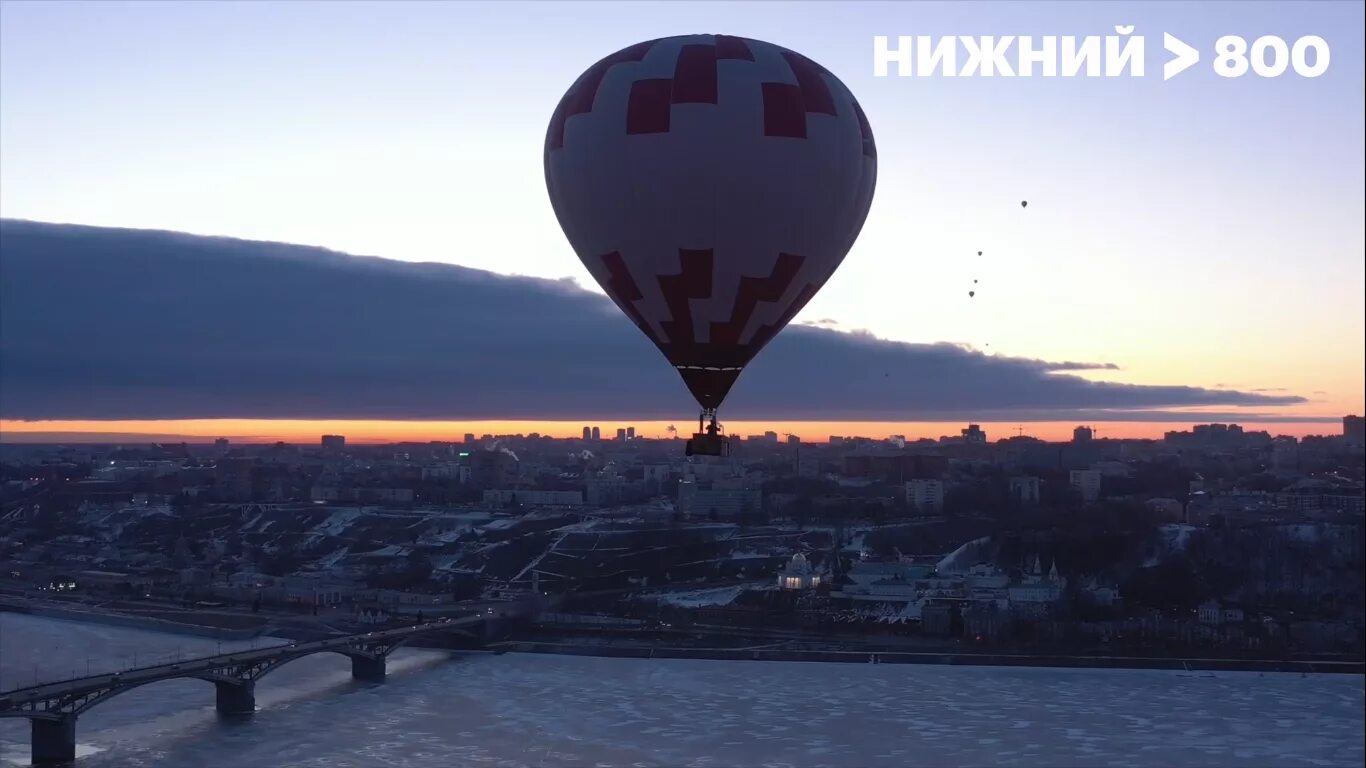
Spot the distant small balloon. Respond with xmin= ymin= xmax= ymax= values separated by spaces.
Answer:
xmin=969 ymin=291 xmax=976 ymax=298
xmin=973 ymin=279 xmax=978 ymax=284
xmin=1021 ymin=200 xmax=1028 ymax=208
xmin=977 ymin=251 xmax=983 ymax=256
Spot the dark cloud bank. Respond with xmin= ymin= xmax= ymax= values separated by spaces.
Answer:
xmin=0 ymin=220 xmax=1310 ymax=423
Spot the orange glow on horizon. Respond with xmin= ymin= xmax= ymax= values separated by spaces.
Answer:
xmin=0 ymin=417 xmax=1349 ymax=444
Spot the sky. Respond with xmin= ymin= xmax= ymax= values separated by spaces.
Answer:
xmin=1 ymin=1 xmax=1363 ymax=443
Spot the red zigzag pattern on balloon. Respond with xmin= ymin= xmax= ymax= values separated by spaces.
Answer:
xmin=548 ymin=37 xmax=875 ymax=157
xmin=597 ymin=250 xmax=816 ymax=367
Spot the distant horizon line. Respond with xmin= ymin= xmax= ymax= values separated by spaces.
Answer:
xmin=1 ymin=416 xmax=1356 ymax=446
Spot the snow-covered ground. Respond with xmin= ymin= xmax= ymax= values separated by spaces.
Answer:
xmin=314 ymin=506 xmax=364 ymax=536
xmin=729 ymin=549 xmax=774 ymax=561
xmin=646 ymin=585 xmax=747 ymax=608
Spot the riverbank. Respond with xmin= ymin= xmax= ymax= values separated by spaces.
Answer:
xmin=5 ymin=598 xmax=1361 ymax=675
xmin=0 ymin=597 xmax=272 ymax=641
xmin=494 ymin=637 xmax=1365 ymax=674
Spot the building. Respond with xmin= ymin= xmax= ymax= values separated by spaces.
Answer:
xmin=590 ymin=426 xmax=601 ymax=441
xmin=777 ymin=553 xmax=822 ymax=590
xmin=310 ymin=486 xmax=415 ymax=504
xmin=844 ymin=454 xmax=949 ymax=483
xmin=1343 ymin=415 xmax=1364 ymax=443
xmin=626 ymin=426 xmax=636 ymax=440
xmin=1145 ymin=497 xmax=1184 ymax=522
xmin=469 ymin=449 xmax=518 ymax=490
xmin=1271 ymin=437 xmax=1299 ymax=474
xmin=904 ymin=479 xmax=944 ymax=514
xmin=1073 ymin=426 xmax=1093 ymax=443
xmin=677 ymin=480 xmax=762 ymax=520
xmin=763 ymin=431 xmax=779 ymax=443
xmin=463 ymin=433 xmax=476 ymax=444
xmin=213 ymin=438 xmax=230 ymax=452
xmin=787 ymin=434 xmax=800 ymax=445
xmin=215 ymin=457 xmax=255 ymax=501
xmin=1007 ymin=556 xmax=1066 ymax=614
xmin=482 ymin=489 xmax=584 ymax=508
xmin=1197 ymin=600 xmax=1244 ymax=626
xmin=1069 ymin=469 xmax=1102 ymax=503
xmin=320 ymin=434 xmax=346 ymax=451
xmin=961 ymin=424 xmax=987 ymax=444
xmin=587 ymin=476 xmax=640 ymax=506
xmin=582 ymin=426 xmax=592 ymax=440
xmin=1009 ymin=476 xmax=1041 ymax=505
xmin=616 ymin=428 xmax=628 ymax=441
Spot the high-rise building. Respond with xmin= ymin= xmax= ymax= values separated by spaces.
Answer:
xmin=320 ymin=434 xmax=345 ymax=451
xmin=763 ymin=431 xmax=779 ymax=443
xmin=626 ymin=426 xmax=636 ymax=440
xmin=1073 ymin=426 xmax=1093 ymax=443
xmin=787 ymin=434 xmax=801 ymax=445
xmin=213 ymin=438 xmax=230 ymax=453
xmin=1069 ymin=470 xmax=1102 ymax=503
xmin=469 ymin=449 xmax=519 ymax=490
xmin=463 ymin=433 xmax=476 ymax=444
xmin=582 ymin=426 xmax=592 ymax=440
xmin=1009 ymin=476 xmax=1042 ymax=504
xmin=961 ymin=424 xmax=987 ymax=444
xmin=216 ymin=457 xmax=256 ymax=501
xmin=1272 ymin=437 xmax=1299 ymax=473
xmin=590 ymin=426 xmax=601 ymax=441
xmin=905 ymin=479 xmax=944 ymax=513
xmin=1345 ymin=415 xmax=1365 ymax=443
xmin=616 ymin=428 xmax=627 ymax=441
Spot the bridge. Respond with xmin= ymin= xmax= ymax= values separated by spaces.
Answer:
xmin=0 ymin=607 xmax=525 ymax=765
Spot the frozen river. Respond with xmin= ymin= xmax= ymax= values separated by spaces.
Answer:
xmin=1 ymin=612 xmax=1361 ymax=767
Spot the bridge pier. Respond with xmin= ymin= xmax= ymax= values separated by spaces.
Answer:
xmin=351 ymin=654 xmax=386 ymax=681
xmin=215 ymin=680 xmax=256 ymax=716
xmin=31 ymin=716 xmax=77 ymax=766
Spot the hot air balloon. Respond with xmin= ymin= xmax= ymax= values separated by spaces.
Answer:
xmin=545 ymin=35 xmax=877 ymax=457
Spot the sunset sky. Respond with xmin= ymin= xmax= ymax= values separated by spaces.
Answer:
xmin=1 ymin=1 xmax=1362 ymax=443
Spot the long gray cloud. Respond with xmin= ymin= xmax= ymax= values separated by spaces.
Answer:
xmin=0 ymin=220 xmax=1307 ymax=422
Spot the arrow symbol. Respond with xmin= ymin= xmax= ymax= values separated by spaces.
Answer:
xmin=1164 ymin=32 xmax=1199 ymax=80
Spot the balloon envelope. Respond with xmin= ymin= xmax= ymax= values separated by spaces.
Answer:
xmin=544 ymin=35 xmax=877 ymax=410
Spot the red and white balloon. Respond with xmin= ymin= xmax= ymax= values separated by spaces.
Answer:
xmin=545 ymin=35 xmax=877 ymax=412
